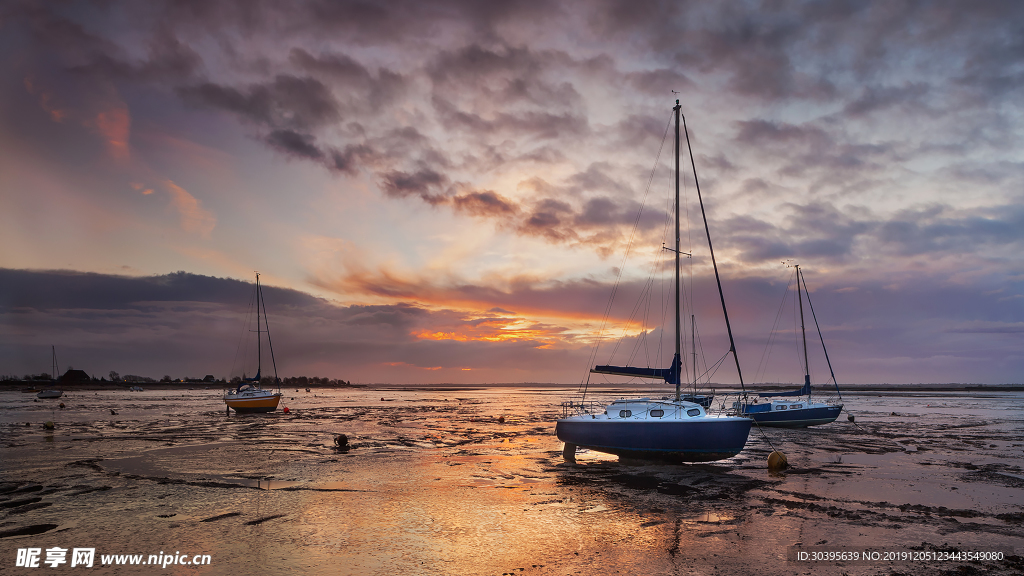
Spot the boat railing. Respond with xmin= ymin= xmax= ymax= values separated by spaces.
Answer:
xmin=560 ymin=400 xmax=601 ymax=418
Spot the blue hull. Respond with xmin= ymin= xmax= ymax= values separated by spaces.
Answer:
xmin=747 ymin=405 xmax=842 ymax=427
xmin=555 ymin=417 xmax=752 ymax=463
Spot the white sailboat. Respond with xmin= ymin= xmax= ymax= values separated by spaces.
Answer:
xmin=556 ymin=101 xmax=752 ymax=463
xmin=224 ymin=273 xmax=283 ymax=414
xmin=37 ymin=346 xmax=63 ymax=399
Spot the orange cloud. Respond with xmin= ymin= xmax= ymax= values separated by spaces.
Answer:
xmin=93 ymin=107 xmax=131 ymax=160
xmin=163 ymin=180 xmax=216 ymax=237
xmin=131 ymin=182 xmax=154 ymax=195
xmin=412 ymin=313 xmax=574 ymax=346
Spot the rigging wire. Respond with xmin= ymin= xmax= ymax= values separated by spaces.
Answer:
xmin=577 ymin=112 xmax=674 ymax=398
xmin=752 ymin=269 xmax=795 ymax=385
xmin=800 ymin=270 xmax=843 ymax=401
xmin=230 ymin=282 xmax=259 ymax=382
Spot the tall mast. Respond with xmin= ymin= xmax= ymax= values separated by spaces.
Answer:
xmin=691 ymin=314 xmax=697 ymax=394
xmin=796 ymin=265 xmax=811 ymax=392
xmin=255 ymin=273 xmax=261 ymax=380
xmin=673 ymin=101 xmax=682 ymax=401
xmin=682 ymin=111 xmax=746 ymax=393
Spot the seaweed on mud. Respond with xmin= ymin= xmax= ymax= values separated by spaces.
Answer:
xmin=244 ymin=514 xmax=287 ymax=525
xmin=199 ymin=512 xmax=242 ymax=522
xmin=0 ymin=484 xmax=44 ymax=495
xmin=0 ymin=497 xmax=42 ymax=509
xmin=65 ymin=485 xmax=112 ymax=496
xmin=5 ymin=502 xmax=52 ymax=514
xmin=0 ymin=523 xmax=59 ymax=538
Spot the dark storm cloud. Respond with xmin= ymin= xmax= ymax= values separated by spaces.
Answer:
xmin=430 ymin=95 xmax=588 ymax=141
xmin=588 ymin=1 xmax=837 ymax=102
xmin=732 ymin=118 xmax=899 ymax=182
xmin=178 ymin=75 xmax=340 ymax=131
xmin=10 ymin=3 xmax=202 ymax=84
xmin=451 ymin=190 xmax=518 ymax=218
xmin=15 ymin=4 xmax=123 ymax=67
xmin=877 ymin=204 xmax=1024 ymax=256
xmin=262 ymin=130 xmax=376 ymax=174
xmin=265 ymin=129 xmax=324 ymax=160
xmin=296 ymin=0 xmax=563 ymax=44
xmin=843 ymin=83 xmax=931 ymax=117
xmin=72 ymin=28 xmax=203 ymax=83
xmin=380 ymin=168 xmax=450 ymax=203
xmin=719 ymin=200 xmax=1024 ymax=265
xmin=288 ymin=48 xmax=408 ymax=112
xmin=0 ymin=269 xmax=317 ymax=312
xmin=428 ymin=44 xmax=582 ymax=108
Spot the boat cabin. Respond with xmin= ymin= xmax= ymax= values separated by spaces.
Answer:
xmin=601 ymin=399 xmax=706 ymax=420
xmin=738 ymin=400 xmax=807 ymax=413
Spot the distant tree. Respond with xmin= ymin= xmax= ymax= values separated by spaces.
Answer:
xmin=109 ymin=371 xmax=121 ymax=382
xmin=161 ymin=375 xmax=172 ymax=382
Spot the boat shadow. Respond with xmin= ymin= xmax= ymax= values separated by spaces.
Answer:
xmin=553 ymin=457 xmax=771 ymax=504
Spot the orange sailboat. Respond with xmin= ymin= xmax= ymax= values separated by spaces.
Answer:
xmin=224 ymin=273 xmax=283 ymax=414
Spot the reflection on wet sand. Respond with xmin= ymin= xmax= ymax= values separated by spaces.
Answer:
xmin=1 ymin=387 xmax=1022 ymax=574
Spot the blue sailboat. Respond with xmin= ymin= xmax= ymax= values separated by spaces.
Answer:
xmin=737 ymin=265 xmax=843 ymax=427
xmin=556 ymin=101 xmax=752 ymax=463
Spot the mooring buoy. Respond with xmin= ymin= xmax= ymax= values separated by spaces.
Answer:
xmin=767 ymin=450 xmax=788 ymax=471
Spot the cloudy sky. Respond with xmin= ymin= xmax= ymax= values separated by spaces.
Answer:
xmin=1 ymin=0 xmax=1022 ymax=385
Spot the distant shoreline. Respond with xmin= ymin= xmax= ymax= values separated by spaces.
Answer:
xmin=2 ymin=380 xmax=1021 ymax=392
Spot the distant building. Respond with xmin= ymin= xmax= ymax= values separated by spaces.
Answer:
xmin=60 ymin=369 xmax=91 ymax=382
xmin=203 ymin=375 xmax=216 ymax=382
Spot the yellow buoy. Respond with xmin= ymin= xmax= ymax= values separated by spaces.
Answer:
xmin=43 ymin=421 xmax=55 ymax=430
xmin=767 ymin=450 xmax=788 ymax=471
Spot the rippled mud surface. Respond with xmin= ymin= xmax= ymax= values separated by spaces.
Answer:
xmin=2 ymin=387 xmax=1022 ymax=575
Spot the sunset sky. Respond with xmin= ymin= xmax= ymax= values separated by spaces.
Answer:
xmin=2 ymin=1 xmax=1022 ymax=385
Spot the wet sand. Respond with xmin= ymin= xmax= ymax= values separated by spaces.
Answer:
xmin=1 ymin=387 xmax=1022 ymax=575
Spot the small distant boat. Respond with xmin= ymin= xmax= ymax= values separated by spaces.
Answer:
xmin=735 ymin=265 xmax=843 ymax=427
xmin=224 ymin=273 xmax=283 ymax=414
xmin=556 ymin=101 xmax=752 ymax=462
xmin=36 ymin=346 xmax=63 ymax=399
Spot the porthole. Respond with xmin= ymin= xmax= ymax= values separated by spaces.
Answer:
xmin=618 ymin=409 xmax=632 ymax=418
xmin=778 ymin=405 xmax=787 ymax=410
xmin=650 ymin=409 xmax=665 ymax=417
xmin=791 ymin=404 xmax=802 ymax=409
xmin=686 ymin=408 xmax=701 ymax=417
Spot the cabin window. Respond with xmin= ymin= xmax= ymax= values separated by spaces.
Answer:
xmin=791 ymin=404 xmax=802 ymax=409
xmin=650 ymin=409 xmax=664 ymax=417
xmin=687 ymin=408 xmax=701 ymax=417
xmin=619 ymin=410 xmax=632 ymax=418
xmin=778 ymin=405 xmax=787 ymax=410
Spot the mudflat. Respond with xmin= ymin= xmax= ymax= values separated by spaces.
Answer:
xmin=2 ymin=387 xmax=1022 ymax=575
